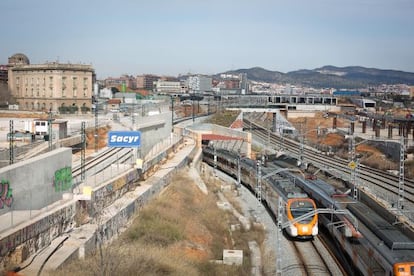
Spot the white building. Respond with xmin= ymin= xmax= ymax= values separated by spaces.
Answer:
xmin=154 ymin=80 xmax=183 ymax=95
xmin=187 ymin=75 xmax=212 ymax=93
xmin=99 ymin=87 xmax=113 ymax=99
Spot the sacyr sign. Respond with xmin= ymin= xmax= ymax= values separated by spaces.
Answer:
xmin=108 ymin=131 xmax=141 ymax=147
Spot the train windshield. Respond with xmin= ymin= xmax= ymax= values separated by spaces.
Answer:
xmin=290 ymin=200 xmax=315 ymax=223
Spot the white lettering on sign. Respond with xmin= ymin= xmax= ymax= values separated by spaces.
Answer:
xmin=110 ymin=135 xmax=139 ymax=143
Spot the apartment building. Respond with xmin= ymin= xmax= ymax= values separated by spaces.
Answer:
xmin=104 ymin=75 xmax=136 ymax=90
xmin=187 ymin=75 xmax=212 ymax=93
xmin=136 ymin=74 xmax=161 ymax=90
xmin=153 ymin=79 xmax=184 ymax=95
xmin=7 ymin=53 xmax=95 ymax=112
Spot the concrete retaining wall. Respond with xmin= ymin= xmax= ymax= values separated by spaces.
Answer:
xmin=0 ymin=148 xmax=72 ymax=216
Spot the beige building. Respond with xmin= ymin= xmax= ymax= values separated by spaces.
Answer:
xmin=7 ymin=53 xmax=95 ymax=113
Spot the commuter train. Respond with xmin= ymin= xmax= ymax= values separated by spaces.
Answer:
xmin=202 ymin=146 xmax=318 ymax=239
xmin=394 ymin=262 xmax=414 ymax=276
xmin=284 ymin=196 xmax=318 ymax=237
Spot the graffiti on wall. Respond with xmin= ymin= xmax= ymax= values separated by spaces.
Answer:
xmin=0 ymin=203 xmax=76 ymax=258
xmin=113 ymin=178 xmax=126 ymax=191
xmin=0 ymin=179 xmax=13 ymax=208
xmin=54 ymin=167 xmax=72 ymax=192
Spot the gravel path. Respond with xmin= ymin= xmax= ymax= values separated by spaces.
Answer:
xmin=202 ymin=164 xmax=301 ymax=275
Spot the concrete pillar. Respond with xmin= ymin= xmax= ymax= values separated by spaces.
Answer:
xmin=388 ymin=124 xmax=393 ymax=139
xmin=408 ymin=122 xmax=412 ymax=136
xmin=405 ymin=123 xmax=410 ymax=138
xmin=362 ymin=121 xmax=366 ymax=133
xmin=381 ymin=118 xmax=386 ymax=128
xmin=375 ymin=126 xmax=380 ymax=138
xmin=272 ymin=113 xmax=277 ymax=132
xmin=350 ymin=121 xmax=355 ymax=135
xmin=375 ymin=119 xmax=382 ymax=138
xmin=333 ymin=117 xmax=337 ymax=129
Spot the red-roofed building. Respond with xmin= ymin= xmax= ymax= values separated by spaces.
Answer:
xmin=107 ymin=98 xmax=121 ymax=111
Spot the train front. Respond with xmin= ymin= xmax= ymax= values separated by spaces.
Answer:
xmin=286 ymin=198 xmax=318 ymax=238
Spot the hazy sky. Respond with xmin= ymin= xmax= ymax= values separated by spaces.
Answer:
xmin=1 ymin=0 xmax=414 ymax=78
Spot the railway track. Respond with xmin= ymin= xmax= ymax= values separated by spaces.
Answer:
xmin=245 ymin=118 xmax=414 ymax=216
xmin=72 ymin=147 xmax=133 ymax=183
xmin=286 ymin=238 xmax=342 ymax=275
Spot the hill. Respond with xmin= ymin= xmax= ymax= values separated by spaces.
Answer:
xmin=223 ymin=66 xmax=414 ymax=89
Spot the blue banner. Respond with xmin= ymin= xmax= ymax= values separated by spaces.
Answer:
xmin=108 ymin=131 xmax=141 ymax=147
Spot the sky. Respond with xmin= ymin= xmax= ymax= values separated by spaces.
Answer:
xmin=1 ymin=0 xmax=414 ymax=78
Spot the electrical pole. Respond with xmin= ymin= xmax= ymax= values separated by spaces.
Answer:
xmin=397 ymin=136 xmax=406 ymax=210
xmin=48 ymin=111 xmax=53 ymax=151
xmin=237 ymin=154 xmax=241 ymax=188
xmin=276 ymin=197 xmax=283 ymax=275
xmin=171 ymin=96 xmax=174 ymax=132
xmin=9 ymin=120 xmax=14 ymax=165
xmin=81 ymin=121 xmax=86 ymax=181
xmin=94 ymin=97 xmax=98 ymax=153
xmin=192 ymin=92 xmax=195 ymax=123
xmin=256 ymin=160 xmax=262 ymax=203
xmin=213 ymin=144 xmax=217 ymax=176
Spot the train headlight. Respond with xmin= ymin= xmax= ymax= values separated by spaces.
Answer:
xmin=290 ymin=226 xmax=298 ymax=237
xmin=312 ymin=225 xmax=318 ymax=236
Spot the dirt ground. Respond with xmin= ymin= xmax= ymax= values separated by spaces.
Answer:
xmin=287 ymin=111 xmax=413 ymax=178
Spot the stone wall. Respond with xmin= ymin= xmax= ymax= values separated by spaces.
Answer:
xmin=0 ymin=201 xmax=76 ymax=268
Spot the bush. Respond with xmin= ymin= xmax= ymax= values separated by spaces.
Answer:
xmin=56 ymin=168 xmax=266 ymax=275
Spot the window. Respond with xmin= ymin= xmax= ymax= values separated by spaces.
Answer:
xmin=73 ymin=77 xmax=78 ymax=97
xmin=62 ymin=77 xmax=67 ymax=97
